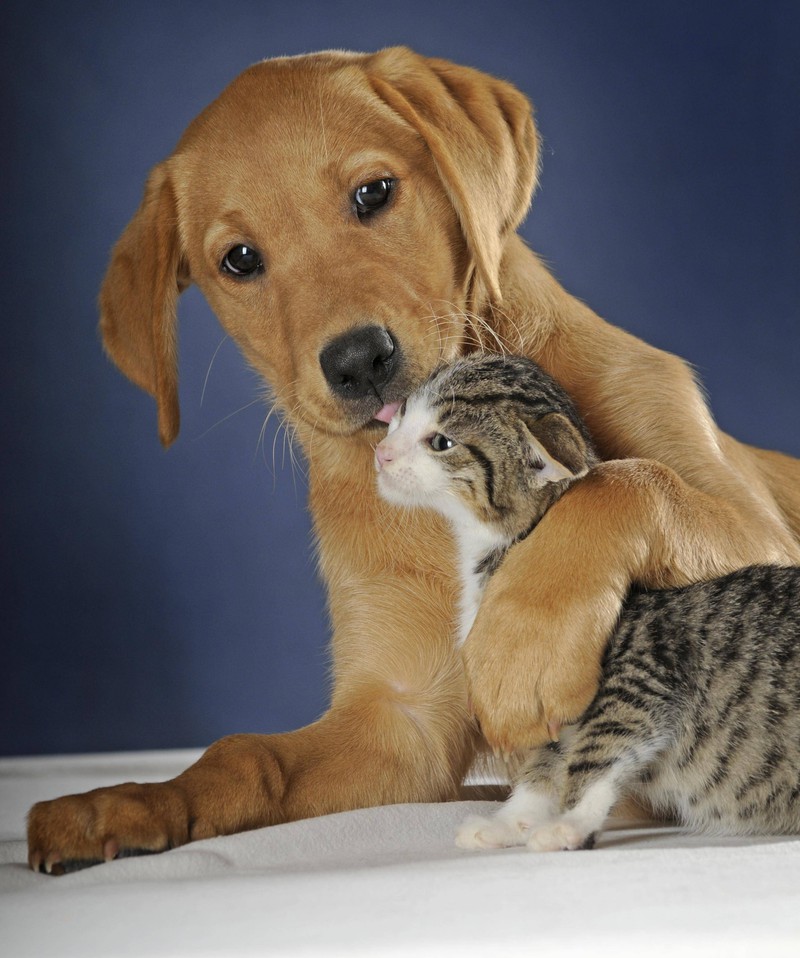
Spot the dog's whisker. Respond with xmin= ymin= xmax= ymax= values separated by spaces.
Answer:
xmin=253 ymin=397 xmax=286 ymax=494
xmin=255 ymin=395 xmax=282 ymax=466
xmin=194 ymin=397 xmax=264 ymax=442
xmin=284 ymin=415 xmax=307 ymax=492
xmin=271 ymin=408 xmax=289 ymax=478
xmin=200 ymin=335 xmax=231 ymax=407
xmin=457 ymin=306 xmax=511 ymax=355
xmin=424 ymin=298 xmax=515 ymax=358
xmin=278 ymin=395 xmax=310 ymax=490
xmin=487 ymin=300 xmax=528 ymax=353
xmin=252 ymin=383 xmax=312 ymax=494
xmin=301 ymin=407 xmax=323 ymax=474
xmin=420 ymin=303 xmax=469 ymax=364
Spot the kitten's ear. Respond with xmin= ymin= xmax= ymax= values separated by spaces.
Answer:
xmin=523 ymin=413 xmax=590 ymax=483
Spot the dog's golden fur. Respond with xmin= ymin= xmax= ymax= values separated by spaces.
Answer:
xmin=28 ymin=47 xmax=800 ymax=873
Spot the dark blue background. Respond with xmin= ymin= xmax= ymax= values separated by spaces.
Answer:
xmin=3 ymin=1 xmax=798 ymax=755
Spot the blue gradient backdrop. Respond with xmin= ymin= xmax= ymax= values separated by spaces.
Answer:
xmin=3 ymin=1 xmax=798 ymax=755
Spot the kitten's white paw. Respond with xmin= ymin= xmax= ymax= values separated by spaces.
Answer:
xmin=527 ymin=821 xmax=592 ymax=853
xmin=455 ymin=815 xmax=528 ymax=850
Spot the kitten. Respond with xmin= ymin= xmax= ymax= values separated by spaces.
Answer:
xmin=375 ymin=354 xmax=800 ymax=850
xmin=376 ymin=355 xmax=597 ymax=645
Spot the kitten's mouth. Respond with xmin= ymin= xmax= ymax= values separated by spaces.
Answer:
xmin=374 ymin=401 xmax=403 ymax=424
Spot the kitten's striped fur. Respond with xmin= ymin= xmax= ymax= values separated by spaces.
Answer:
xmin=375 ymin=354 xmax=800 ymax=849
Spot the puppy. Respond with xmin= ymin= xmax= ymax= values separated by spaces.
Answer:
xmin=28 ymin=47 xmax=800 ymax=874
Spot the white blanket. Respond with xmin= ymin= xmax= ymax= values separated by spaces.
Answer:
xmin=1 ymin=750 xmax=798 ymax=957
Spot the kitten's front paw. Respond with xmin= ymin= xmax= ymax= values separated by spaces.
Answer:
xmin=527 ymin=821 xmax=595 ymax=853
xmin=455 ymin=815 xmax=528 ymax=850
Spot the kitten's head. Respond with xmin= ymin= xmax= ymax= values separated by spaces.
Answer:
xmin=375 ymin=355 xmax=596 ymax=541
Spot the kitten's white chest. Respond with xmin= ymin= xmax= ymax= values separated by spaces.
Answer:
xmin=453 ymin=517 xmax=508 ymax=646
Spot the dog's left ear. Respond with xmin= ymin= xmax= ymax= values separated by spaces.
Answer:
xmin=367 ymin=47 xmax=539 ymax=304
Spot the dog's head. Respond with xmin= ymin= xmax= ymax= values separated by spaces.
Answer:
xmin=99 ymin=47 xmax=539 ymax=446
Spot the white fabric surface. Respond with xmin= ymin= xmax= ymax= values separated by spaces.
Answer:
xmin=1 ymin=749 xmax=799 ymax=957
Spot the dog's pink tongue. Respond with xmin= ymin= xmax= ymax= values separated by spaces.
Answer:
xmin=374 ymin=401 xmax=402 ymax=424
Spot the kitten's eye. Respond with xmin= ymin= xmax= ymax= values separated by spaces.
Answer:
xmin=428 ymin=433 xmax=456 ymax=452
xmin=221 ymin=244 xmax=264 ymax=277
xmin=354 ymin=178 xmax=395 ymax=219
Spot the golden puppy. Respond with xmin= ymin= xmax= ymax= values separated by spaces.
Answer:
xmin=28 ymin=47 xmax=800 ymax=874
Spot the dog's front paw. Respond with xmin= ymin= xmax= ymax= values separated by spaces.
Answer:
xmin=527 ymin=821 xmax=595 ymax=853
xmin=463 ymin=618 xmax=599 ymax=755
xmin=27 ymin=781 xmax=191 ymax=875
xmin=462 ymin=531 xmax=612 ymax=754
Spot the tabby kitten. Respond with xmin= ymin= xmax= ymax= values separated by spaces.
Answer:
xmin=376 ymin=355 xmax=597 ymax=646
xmin=375 ymin=354 xmax=800 ymax=850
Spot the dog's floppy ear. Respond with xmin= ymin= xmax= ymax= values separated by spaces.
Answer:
xmin=367 ymin=47 xmax=539 ymax=304
xmin=522 ymin=413 xmax=592 ymax=483
xmin=99 ymin=161 xmax=188 ymax=447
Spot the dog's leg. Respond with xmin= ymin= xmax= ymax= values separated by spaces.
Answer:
xmin=27 ymin=687 xmax=475 ymax=874
xmin=32 ymin=715 xmax=471 ymax=873
xmin=461 ymin=457 xmax=796 ymax=754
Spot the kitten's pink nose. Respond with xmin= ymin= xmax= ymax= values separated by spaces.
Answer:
xmin=375 ymin=442 xmax=394 ymax=470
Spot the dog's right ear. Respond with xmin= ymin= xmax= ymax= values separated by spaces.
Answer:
xmin=99 ymin=162 xmax=189 ymax=447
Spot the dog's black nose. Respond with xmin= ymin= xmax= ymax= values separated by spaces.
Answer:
xmin=320 ymin=325 xmax=398 ymax=399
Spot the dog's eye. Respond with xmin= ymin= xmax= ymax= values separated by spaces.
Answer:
xmin=221 ymin=244 xmax=264 ymax=277
xmin=353 ymin=179 xmax=394 ymax=219
xmin=428 ymin=433 xmax=456 ymax=452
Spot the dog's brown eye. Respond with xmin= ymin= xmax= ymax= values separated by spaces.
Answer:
xmin=354 ymin=179 xmax=394 ymax=219
xmin=221 ymin=244 xmax=263 ymax=277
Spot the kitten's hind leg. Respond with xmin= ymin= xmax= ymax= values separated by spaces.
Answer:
xmin=527 ymin=776 xmax=616 ymax=851
xmin=456 ymin=744 xmax=560 ymax=850
xmin=528 ymin=717 xmax=668 ymax=852
xmin=456 ymin=783 xmax=556 ymax=849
